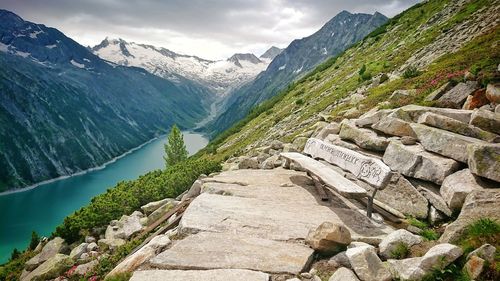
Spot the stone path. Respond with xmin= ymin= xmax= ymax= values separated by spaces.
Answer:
xmin=131 ymin=168 xmax=393 ymax=279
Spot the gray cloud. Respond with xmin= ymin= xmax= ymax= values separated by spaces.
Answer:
xmin=1 ymin=0 xmax=420 ymax=59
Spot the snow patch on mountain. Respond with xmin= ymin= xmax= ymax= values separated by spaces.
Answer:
xmin=93 ymin=38 xmax=277 ymax=95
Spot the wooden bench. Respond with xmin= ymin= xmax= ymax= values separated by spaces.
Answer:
xmin=282 ymin=138 xmax=393 ymax=218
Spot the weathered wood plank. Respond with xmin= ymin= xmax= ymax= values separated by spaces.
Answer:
xmin=280 ymin=152 xmax=367 ymax=198
xmin=304 ymin=138 xmax=392 ymax=188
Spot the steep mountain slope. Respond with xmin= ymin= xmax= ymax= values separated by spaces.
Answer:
xmin=202 ymin=0 xmax=499 ymax=161
xmin=207 ymin=10 xmax=388 ymax=135
xmin=259 ymin=46 xmax=283 ymax=62
xmin=0 ymin=10 xmax=213 ymax=192
xmin=93 ymin=38 xmax=274 ymax=94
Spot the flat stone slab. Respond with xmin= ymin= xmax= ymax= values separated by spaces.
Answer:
xmin=398 ymin=105 xmax=473 ymax=123
xmin=130 ymin=269 xmax=269 ymax=281
xmin=149 ymin=232 xmax=313 ymax=274
xmin=303 ymin=138 xmax=392 ymax=187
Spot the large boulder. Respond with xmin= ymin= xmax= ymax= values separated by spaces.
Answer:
xmin=438 ymin=81 xmax=479 ymax=108
xmin=147 ymin=200 xmax=176 ymax=226
xmin=469 ymin=109 xmax=500 ymax=134
xmin=328 ymin=267 xmax=360 ymax=281
xmin=467 ymin=143 xmax=500 ymax=182
xmin=69 ymin=243 xmax=88 ymax=260
xmin=417 ymin=112 xmax=499 ymax=142
xmin=355 ymin=109 xmax=394 ymax=128
xmin=22 ymin=254 xmax=73 ymax=281
xmin=339 ymin=121 xmax=389 ymax=152
xmin=108 ymin=234 xmax=171 ymax=277
xmin=306 ymin=222 xmax=352 ymax=255
xmin=464 ymin=255 xmax=485 ymax=279
xmin=105 ymin=212 xmax=144 ymax=240
xmin=98 ymin=238 xmax=126 ymax=251
xmin=141 ymin=198 xmax=172 ymax=215
xmin=467 ymin=244 xmax=496 ymax=263
xmin=398 ymin=105 xmax=473 ymax=123
xmin=182 ymin=180 xmax=203 ymax=200
xmin=129 ymin=269 xmax=270 ymax=281
xmin=372 ymin=117 xmax=416 ymax=137
xmin=411 ymin=123 xmax=487 ymax=163
xmin=316 ymin=122 xmax=341 ymax=140
xmin=425 ymin=82 xmax=452 ymax=101
xmin=388 ymin=243 xmax=463 ymax=280
xmin=25 ymin=237 xmax=67 ymax=270
xmin=378 ymin=229 xmax=423 ymax=259
xmin=412 ymin=180 xmax=452 ymax=217
xmin=485 ymin=83 xmax=500 ymax=103
xmin=440 ymin=189 xmax=500 ymax=243
xmin=440 ymin=169 xmax=486 ymax=211
xmin=346 ymin=245 xmax=391 ymax=281
xmin=72 ymin=260 xmax=98 ymax=276
xmin=383 ymin=141 xmax=460 ymax=185
xmin=238 ymin=157 xmax=259 ymax=169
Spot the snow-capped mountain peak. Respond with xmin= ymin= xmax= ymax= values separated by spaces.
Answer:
xmin=259 ymin=46 xmax=283 ymax=62
xmin=92 ymin=37 xmax=272 ymax=95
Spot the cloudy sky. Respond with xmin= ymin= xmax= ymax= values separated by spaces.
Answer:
xmin=2 ymin=0 xmax=420 ymax=60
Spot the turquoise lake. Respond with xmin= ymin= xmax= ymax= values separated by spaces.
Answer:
xmin=0 ymin=132 xmax=208 ymax=264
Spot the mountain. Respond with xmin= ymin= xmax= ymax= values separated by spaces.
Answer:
xmin=0 ymin=10 xmax=214 ymax=192
xmin=259 ymin=46 xmax=283 ymax=62
xmin=92 ymin=38 xmax=270 ymax=95
xmin=207 ymin=10 xmax=388 ymax=135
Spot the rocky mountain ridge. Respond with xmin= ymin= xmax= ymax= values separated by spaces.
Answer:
xmin=0 ymin=10 xmax=213 ymax=192
xmin=92 ymin=38 xmax=281 ymax=95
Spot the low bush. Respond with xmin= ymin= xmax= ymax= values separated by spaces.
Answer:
xmin=402 ymin=66 xmax=421 ymax=78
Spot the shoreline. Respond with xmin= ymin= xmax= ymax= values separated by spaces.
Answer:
xmin=0 ymin=135 xmax=165 ymax=196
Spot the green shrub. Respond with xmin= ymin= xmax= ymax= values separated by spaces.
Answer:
xmin=379 ymin=73 xmax=389 ymax=83
xmin=421 ymin=229 xmax=439 ymax=241
xmin=359 ymin=64 xmax=367 ymax=75
xmin=402 ymin=66 xmax=421 ymax=78
xmin=360 ymin=72 xmax=372 ymax=81
xmin=391 ymin=243 xmax=410 ymax=259
xmin=29 ymin=231 xmax=39 ymax=250
xmin=408 ymin=217 xmax=428 ymax=229
xmin=295 ymin=99 xmax=304 ymax=105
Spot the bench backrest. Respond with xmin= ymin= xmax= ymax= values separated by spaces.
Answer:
xmin=303 ymin=138 xmax=392 ymax=188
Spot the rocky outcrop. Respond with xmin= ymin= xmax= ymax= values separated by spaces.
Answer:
xmin=469 ymin=109 xmax=500 ymax=134
xmin=306 ymin=222 xmax=352 ymax=255
xmin=440 ymin=169 xmax=485 ymax=211
xmin=25 ymin=237 xmax=68 ymax=270
xmin=437 ymin=81 xmax=479 ymax=108
xmin=378 ymin=229 xmax=423 ymax=259
xmin=22 ymin=254 xmax=73 ymax=281
xmin=129 ymin=269 xmax=270 ymax=281
xmin=339 ymin=121 xmax=389 ymax=152
xmin=328 ymin=267 xmax=360 ymax=281
xmin=467 ymin=143 xmax=500 ymax=182
xmin=440 ymin=189 xmax=500 ymax=243
xmin=346 ymin=245 xmax=391 ymax=281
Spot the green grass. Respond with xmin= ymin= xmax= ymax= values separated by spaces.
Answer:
xmin=391 ymin=243 xmax=410 ymax=259
xmin=408 ymin=217 xmax=429 ymax=229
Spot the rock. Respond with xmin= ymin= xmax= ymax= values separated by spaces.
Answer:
xmin=329 ymin=267 xmax=360 ymax=281
xmin=84 ymin=236 xmax=96 ymax=244
xmin=464 ymin=255 xmax=485 ymax=279
xmin=98 ymin=238 xmax=125 ymax=251
xmin=398 ymin=104 xmax=473 ymax=123
xmin=238 ymin=157 xmax=259 ymax=169
xmin=467 ymin=244 xmax=496 ymax=262
xmin=316 ymin=122 xmax=341 ymax=140
xmin=325 ymin=134 xmax=361 ymax=151
xmin=182 ymin=180 xmax=203 ymax=200
xmin=425 ymin=82 xmax=453 ymax=101
xmin=300 ymin=272 xmax=313 ymax=279
xmin=86 ymin=242 xmax=98 ymax=252
xmin=355 ymin=109 xmax=394 ymax=128
xmin=496 ymin=104 xmax=500 ymax=113
xmin=406 ymin=225 xmax=423 ymax=235
xmin=400 ymin=136 xmax=417 ymax=145
xmin=438 ymin=81 xmax=479 ymax=108
xmin=440 ymin=190 xmax=500 ymax=243
xmin=22 ymin=254 xmax=73 ymax=281
xmin=283 ymin=143 xmax=299 ymax=152
xmin=25 ymin=237 xmax=67 ymax=270
xmin=69 ymin=243 xmax=88 ymax=260
xmin=79 ymin=252 xmax=90 ymax=261
xmin=486 ymin=83 xmax=500 ymax=103
xmin=390 ymin=89 xmax=415 ymax=101
xmin=149 ymin=232 xmax=314 ymax=275
xmin=463 ymin=89 xmax=490 ymax=110
xmin=108 ymin=235 xmax=171 ymax=277
xmin=429 ymin=206 xmax=446 ymax=225
xmin=343 ymin=107 xmax=361 ymax=118
xmin=292 ymin=136 xmax=309 ymax=150
xmin=440 ymin=169 xmax=485 ymax=211
xmin=260 ymin=154 xmax=280 ymax=169
xmin=72 ymin=260 xmax=98 ymax=276
xmin=357 ymin=174 xmax=428 ymax=219
xmin=411 ymin=123 xmax=487 ymax=163
xmin=147 ymin=200 xmax=176 ymax=226
xmin=328 ymin=251 xmax=351 ymax=268
xmin=418 ymin=112 xmax=499 ymax=142
xmin=141 ymin=198 xmax=173 ymax=214
xmin=372 ymin=117 xmax=416 ymax=137
xmin=306 ymin=222 xmax=352 ymax=255
xmin=388 ymin=243 xmax=463 ymax=281
xmin=129 ymin=269 xmax=270 ymax=281
xmin=383 ymin=140 xmax=460 ymax=185
xmin=346 ymin=245 xmax=391 ymax=281
xmin=469 ymin=109 xmax=500 ymax=134
xmin=339 ymin=121 xmax=389 ymax=152
xmin=413 ymin=181 xmax=452 ymax=217
xmin=467 ymin=143 xmax=500 ymax=182
xmin=379 ymin=229 xmax=423 ymax=259
xmin=270 ymin=140 xmax=284 ymax=150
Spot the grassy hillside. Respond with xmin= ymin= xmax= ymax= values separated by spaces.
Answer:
xmin=197 ymin=0 xmax=499 ymax=162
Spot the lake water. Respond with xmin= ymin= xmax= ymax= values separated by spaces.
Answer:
xmin=0 ymin=132 xmax=208 ymax=264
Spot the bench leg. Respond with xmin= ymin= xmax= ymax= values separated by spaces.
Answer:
xmin=366 ymin=188 xmax=378 ymax=219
